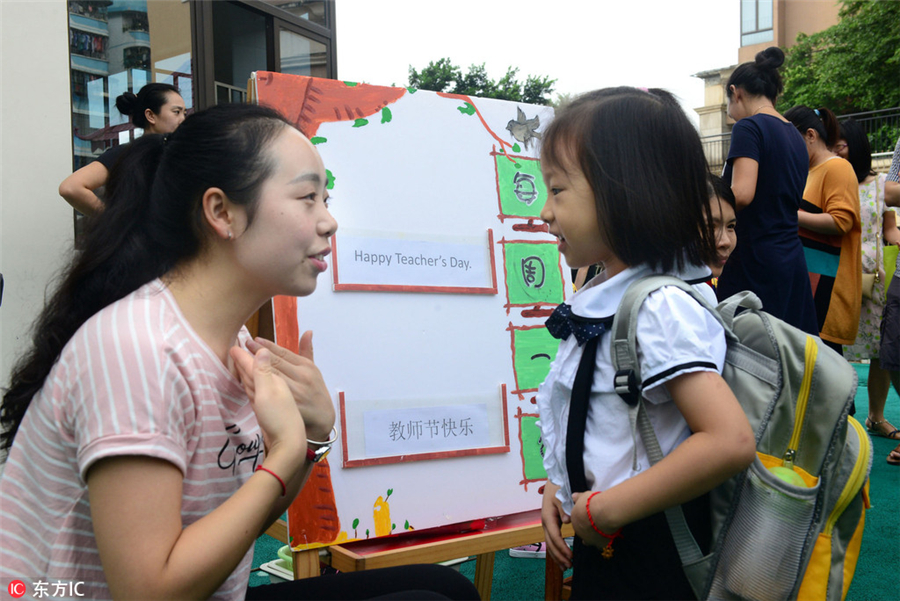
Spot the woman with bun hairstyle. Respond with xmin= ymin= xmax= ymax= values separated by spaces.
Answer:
xmin=59 ymin=83 xmax=186 ymax=215
xmin=716 ymin=47 xmax=819 ymax=336
xmin=784 ymin=105 xmax=861 ymax=354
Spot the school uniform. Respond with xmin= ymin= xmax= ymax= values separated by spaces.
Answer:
xmin=536 ymin=261 xmax=726 ymax=600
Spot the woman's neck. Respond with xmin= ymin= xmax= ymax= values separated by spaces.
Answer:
xmin=808 ymin=143 xmax=836 ymax=169
xmin=163 ymin=258 xmax=267 ymax=366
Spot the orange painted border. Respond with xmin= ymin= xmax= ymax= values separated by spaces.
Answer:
xmin=331 ymin=230 xmax=498 ymax=295
xmin=339 ymin=385 xmax=510 ymax=468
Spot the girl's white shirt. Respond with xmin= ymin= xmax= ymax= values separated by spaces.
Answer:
xmin=535 ymin=262 xmax=726 ymax=516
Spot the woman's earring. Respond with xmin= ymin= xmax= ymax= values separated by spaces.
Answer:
xmin=227 ymin=231 xmax=233 ymax=240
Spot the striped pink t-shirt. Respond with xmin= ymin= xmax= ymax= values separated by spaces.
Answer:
xmin=0 ymin=279 xmax=261 ymax=600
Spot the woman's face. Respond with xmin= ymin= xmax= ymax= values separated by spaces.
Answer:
xmin=145 ymin=92 xmax=186 ymax=134
xmin=234 ymin=127 xmax=338 ymax=299
xmin=708 ymin=196 xmax=737 ymax=278
xmin=833 ymin=138 xmax=849 ymax=159
xmin=726 ymin=85 xmax=746 ymax=122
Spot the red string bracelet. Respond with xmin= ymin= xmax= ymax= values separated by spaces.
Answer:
xmin=585 ymin=491 xmax=623 ymax=559
xmin=256 ymin=466 xmax=286 ymax=497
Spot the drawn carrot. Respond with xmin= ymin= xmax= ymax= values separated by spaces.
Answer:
xmin=287 ymin=458 xmax=341 ymax=546
xmin=273 ymin=295 xmax=341 ymax=548
xmin=373 ymin=488 xmax=393 ymax=537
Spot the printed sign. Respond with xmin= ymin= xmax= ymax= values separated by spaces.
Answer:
xmin=333 ymin=229 xmax=497 ymax=294
xmin=364 ymin=404 xmax=490 ymax=458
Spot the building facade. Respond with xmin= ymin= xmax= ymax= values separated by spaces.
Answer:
xmin=694 ymin=0 xmax=841 ymax=171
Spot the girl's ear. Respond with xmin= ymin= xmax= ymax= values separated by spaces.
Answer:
xmin=201 ymin=187 xmax=242 ymax=241
xmin=805 ymin=128 xmax=818 ymax=144
xmin=144 ymin=107 xmax=157 ymax=128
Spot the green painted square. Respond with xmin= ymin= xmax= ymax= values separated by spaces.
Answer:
xmin=504 ymin=242 xmax=564 ymax=305
xmin=496 ymin=156 xmax=546 ymax=218
xmin=520 ymin=415 xmax=547 ymax=480
xmin=513 ymin=327 xmax=559 ymax=391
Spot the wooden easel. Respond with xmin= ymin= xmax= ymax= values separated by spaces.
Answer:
xmin=271 ymin=510 xmax=573 ymax=600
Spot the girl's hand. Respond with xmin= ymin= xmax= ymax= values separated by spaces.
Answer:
xmin=234 ymin=332 xmax=335 ymax=442
xmin=230 ymin=347 xmax=305 ymax=463
xmin=541 ymin=482 xmax=573 ymax=569
xmin=570 ymin=491 xmax=616 ymax=550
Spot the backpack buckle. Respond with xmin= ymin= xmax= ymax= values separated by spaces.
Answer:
xmin=614 ymin=369 xmax=640 ymax=406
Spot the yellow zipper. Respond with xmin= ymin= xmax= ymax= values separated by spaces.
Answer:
xmin=823 ymin=417 xmax=870 ymax=535
xmin=783 ymin=336 xmax=817 ymax=469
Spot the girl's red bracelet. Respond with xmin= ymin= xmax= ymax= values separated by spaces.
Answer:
xmin=256 ymin=466 xmax=286 ymax=497
xmin=585 ymin=491 xmax=623 ymax=559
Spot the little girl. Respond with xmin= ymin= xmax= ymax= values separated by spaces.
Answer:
xmin=536 ymin=88 xmax=755 ymax=600
xmin=0 ymin=103 xmax=476 ymax=600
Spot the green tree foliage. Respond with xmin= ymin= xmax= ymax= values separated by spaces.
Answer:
xmin=780 ymin=0 xmax=900 ymax=115
xmin=408 ymin=58 xmax=556 ymax=105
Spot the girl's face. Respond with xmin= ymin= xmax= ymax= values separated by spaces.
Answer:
xmin=145 ymin=92 xmax=186 ymax=134
xmin=540 ymin=156 xmax=625 ymax=277
xmin=708 ymin=196 xmax=737 ymax=278
xmin=235 ymin=127 xmax=337 ymax=299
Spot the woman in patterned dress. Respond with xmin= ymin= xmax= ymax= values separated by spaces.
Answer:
xmin=837 ymin=119 xmax=900 ymax=441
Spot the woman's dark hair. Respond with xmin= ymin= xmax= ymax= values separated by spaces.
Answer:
xmin=540 ymin=86 xmax=715 ymax=273
xmin=726 ymin=46 xmax=785 ymax=103
xmin=708 ymin=173 xmax=736 ymax=210
xmin=0 ymin=103 xmax=292 ymax=453
xmin=115 ymin=83 xmax=181 ymax=129
xmin=784 ymin=105 xmax=841 ymax=148
xmin=839 ymin=118 xmax=874 ymax=183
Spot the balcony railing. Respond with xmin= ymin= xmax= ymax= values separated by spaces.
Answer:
xmin=701 ymin=132 xmax=731 ymax=174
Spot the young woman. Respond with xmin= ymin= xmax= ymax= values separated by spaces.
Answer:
xmin=536 ymin=87 xmax=755 ymax=600
xmin=58 ymin=83 xmax=186 ymax=215
xmin=716 ymin=47 xmax=819 ymax=336
xmin=836 ymin=118 xmax=900 ymax=441
xmin=1 ymin=103 xmax=476 ymax=601
xmin=784 ymin=105 xmax=862 ymax=354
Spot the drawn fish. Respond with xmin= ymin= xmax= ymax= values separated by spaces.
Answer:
xmin=506 ymin=107 xmax=541 ymax=150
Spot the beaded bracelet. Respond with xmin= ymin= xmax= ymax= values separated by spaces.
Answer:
xmin=256 ymin=466 xmax=287 ymax=497
xmin=585 ymin=491 xmax=623 ymax=559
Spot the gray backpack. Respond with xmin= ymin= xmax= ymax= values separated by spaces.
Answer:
xmin=611 ymin=276 xmax=871 ymax=601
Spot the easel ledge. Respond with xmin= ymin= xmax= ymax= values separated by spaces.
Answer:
xmin=279 ymin=509 xmax=573 ymax=601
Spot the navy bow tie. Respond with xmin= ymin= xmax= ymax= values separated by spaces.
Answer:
xmin=545 ymin=303 xmax=612 ymax=346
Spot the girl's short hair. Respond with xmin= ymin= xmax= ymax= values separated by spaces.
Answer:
xmin=708 ymin=174 xmax=736 ymax=210
xmin=115 ymin=83 xmax=181 ymax=129
xmin=839 ymin=118 xmax=874 ymax=183
xmin=540 ymin=87 xmax=715 ymax=273
xmin=784 ymin=105 xmax=841 ymax=147
xmin=726 ymin=46 xmax=785 ymax=103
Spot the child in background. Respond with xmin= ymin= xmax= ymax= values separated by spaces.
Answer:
xmin=707 ymin=174 xmax=738 ymax=286
xmin=536 ymin=87 xmax=755 ymax=600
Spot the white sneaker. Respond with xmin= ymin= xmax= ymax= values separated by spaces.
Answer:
xmin=509 ymin=542 xmax=545 ymax=558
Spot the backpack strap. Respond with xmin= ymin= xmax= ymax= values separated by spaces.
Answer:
xmin=610 ymin=275 xmax=738 ymax=599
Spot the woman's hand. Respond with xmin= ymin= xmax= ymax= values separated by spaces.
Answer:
xmin=230 ymin=346 xmax=305 ymax=464
xmin=233 ymin=331 xmax=335 ymax=442
xmin=541 ymin=481 xmax=573 ymax=569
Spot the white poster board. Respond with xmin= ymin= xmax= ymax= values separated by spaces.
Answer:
xmin=253 ymin=72 xmax=569 ymax=547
